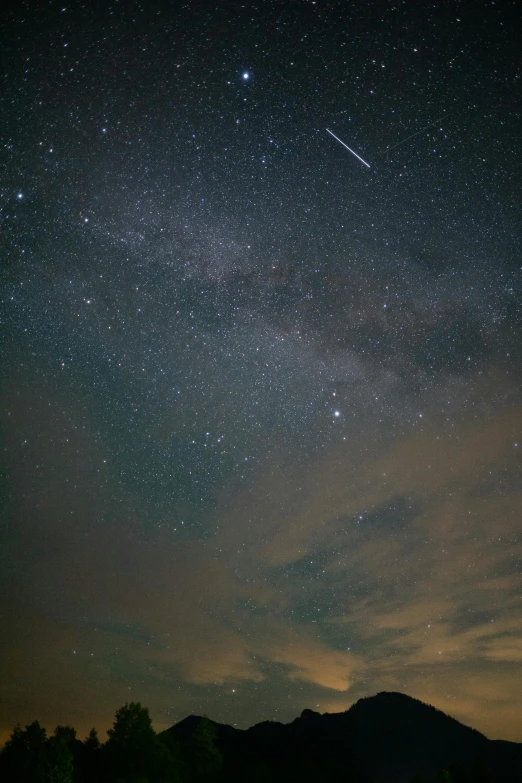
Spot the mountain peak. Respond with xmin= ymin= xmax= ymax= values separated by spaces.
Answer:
xmin=167 ymin=692 xmax=522 ymax=782
xmin=300 ymin=708 xmax=321 ymax=719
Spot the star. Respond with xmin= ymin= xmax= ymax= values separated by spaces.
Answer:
xmin=1 ymin=0 xmax=520 ymax=747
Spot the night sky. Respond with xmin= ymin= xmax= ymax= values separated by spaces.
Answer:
xmin=1 ymin=0 xmax=521 ymax=745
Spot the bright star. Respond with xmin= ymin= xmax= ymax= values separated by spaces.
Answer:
xmin=242 ymin=72 xmax=249 ymax=80
xmin=334 ymin=411 xmax=341 ymax=418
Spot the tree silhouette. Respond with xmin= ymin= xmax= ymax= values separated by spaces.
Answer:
xmin=53 ymin=726 xmax=77 ymax=745
xmin=84 ymin=727 xmax=100 ymax=751
xmin=107 ymin=702 xmax=156 ymax=749
xmin=186 ymin=716 xmax=222 ymax=781
xmin=78 ymin=727 xmax=102 ymax=782
xmin=105 ymin=702 xmax=157 ymax=781
xmin=47 ymin=729 xmax=74 ymax=783
xmin=157 ymin=729 xmax=187 ymax=782
xmin=105 ymin=701 xmax=182 ymax=782
xmin=0 ymin=720 xmax=49 ymax=782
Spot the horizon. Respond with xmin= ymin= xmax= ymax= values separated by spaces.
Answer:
xmin=1 ymin=690 xmax=518 ymax=748
xmin=2 ymin=0 xmax=521 ymax=749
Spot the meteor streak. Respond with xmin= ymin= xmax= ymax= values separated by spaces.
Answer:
xmin=326 ymin=128 xmax=371 ymax=168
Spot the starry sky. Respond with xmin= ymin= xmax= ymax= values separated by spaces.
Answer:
xmin=1 ymin=0 xmax=521 ymax=744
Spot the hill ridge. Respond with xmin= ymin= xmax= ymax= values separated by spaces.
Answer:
xmin=167 ymin=691 xmax=522 ymax=783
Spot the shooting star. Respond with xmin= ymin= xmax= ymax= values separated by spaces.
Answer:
xmin=326 ymin=128 xmax=371 ymax=168
xmin=381 ymin=113 xmax=450 ymax=154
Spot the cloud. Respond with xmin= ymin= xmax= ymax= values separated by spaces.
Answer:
xmin=262 ymin=635 xmax=358 ymax=691
xmin=2 ymin=367 xmax=521 ymax=742
xmin=200 ymin=401 xmax=522 ymax=736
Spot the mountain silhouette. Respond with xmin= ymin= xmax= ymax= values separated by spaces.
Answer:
xmin=167 ymin=691 xmax=522 ymax=782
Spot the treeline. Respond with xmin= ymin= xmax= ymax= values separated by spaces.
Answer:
xmin=0 ymin=702 xmax=219 ymax=783
xmin=0 ymin=700 xmax=492 ymax=783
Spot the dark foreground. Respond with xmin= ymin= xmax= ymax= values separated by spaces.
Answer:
xmin=1 ymin=691 xmax=521 ymax=782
